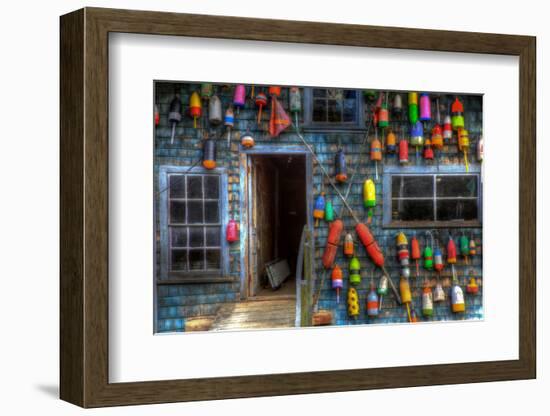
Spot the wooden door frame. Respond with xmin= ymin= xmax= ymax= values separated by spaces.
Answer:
xmin=239 ymin=146 xmax=313 ymax=321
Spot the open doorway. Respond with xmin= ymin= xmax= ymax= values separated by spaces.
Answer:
xmin=247 ymin=153 xmax=307 ymax=300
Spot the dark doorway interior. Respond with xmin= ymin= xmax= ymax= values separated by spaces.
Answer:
xmin=249 ymin=154 xmax=307 ymax=299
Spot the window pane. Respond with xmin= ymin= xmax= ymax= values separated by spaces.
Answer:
xmin=170 ymin=201 xmax=186 ymax=223
xmin=206 ymin=226 xmax=221 ymax=246
xmin=313 ymin=99 xmax=326 ymax=122
xmin=313 ymin=88 xmax=326 ymax=98
xmin=171 ymin=227 xmax=187 ymax=247
xmin=392 ymin=199 xmax=434 ymax=221
xmin=187 ymin=176 xmax=203 ymax=198
xmin=343 ymin=99 xmax=356 ymax=122
xmin=327 ymin=99 xmax=342 ymax=122
xmin=189 ymin=249 xmax=204 ymax=270
xmin=187 ymin=201 xmax=203 ymax=223
xmin=205 ymin=201 xmax=220 ymax=223
xmin=327 ymin=89 xmax=343 ymax=100
xmin=343 ymin=90 xmax=356 ymax=99
xmin=189 ymin=227 xmax=204 ymax=247
xmin=392 ymin=176 xmax=434 ymax=198
xmin=206 ymin=250 xmax=221 ymax=270
xmin=436 ymin=175 xmax=478 ymax=197
xmin=204 ymin=175 xmax=219 ymax=199
xmin=171 ymin=249 xmax=187 ymax=271
xmin=437 ymin=199 xmax=478 ymax=221
xmin=169 ymin=175 xmax=185 ymax=198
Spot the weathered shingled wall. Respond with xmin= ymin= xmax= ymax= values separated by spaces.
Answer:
xmin=155 ymin=82 xmax=483 ymax=332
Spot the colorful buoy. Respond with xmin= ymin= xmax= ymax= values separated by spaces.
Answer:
xmin=324 ymin=199 xmax=335 ymax=222
xmin=335 ymin=149 xmax=348 ymax=183
xmin=408 ymin=92 xmax=419 ymax=124
xmin=202 ymin=139 xmax=216 ymax=169
xmin=189 ymin=91 xmax=202 ymax=129
xmin=363 ymin=179 xmax=376 ymax=223
xmin=344 ymin=233 xmax=354 ymax=258
xmin=313 ymin=192 xmax=326 ymax=226
xmin=419 ymin=93 xmax=431 ymax=121
xmin=348 ymin=287 xmax=360 ymax=318
xmin=331 ymin=265 xmax=344 ymax=303
xmin=451 ymin=97 xmax=465 ymax=131
xmin=349 ymin=257 xmax=361 ymax=285
xmin=367 ymin=281 xmax=379 ymax=317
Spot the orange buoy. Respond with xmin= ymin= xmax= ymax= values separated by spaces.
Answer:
xmin=322 ymin=219 xmax=344 ymax=269
xmin=343 ymin=233 xmax=354 ymax=257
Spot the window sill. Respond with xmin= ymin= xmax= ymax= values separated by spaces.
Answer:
xmin=383 ymin=220 xmax=482 ymax=229
xmin=157 ymin=276 xmax=237 ymax=285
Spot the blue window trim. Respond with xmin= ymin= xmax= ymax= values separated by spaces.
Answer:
xmin=158 ymin=165 xmax=230 ymax=283
xmin=382 ymin=165 xmax=482 ymax=228
xmin=302 ymin=88 xmax=365 ymax=131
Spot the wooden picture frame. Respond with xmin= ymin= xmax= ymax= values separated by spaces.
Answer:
xmin=60 ymin=7 xmax=536 ymax=408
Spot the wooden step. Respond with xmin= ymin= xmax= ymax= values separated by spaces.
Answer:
xmin=211 ymin=299 xmax=296 ymax=331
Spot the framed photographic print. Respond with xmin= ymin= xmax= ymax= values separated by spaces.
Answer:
xmin=60 ymin=7 xmax=536 ymax=408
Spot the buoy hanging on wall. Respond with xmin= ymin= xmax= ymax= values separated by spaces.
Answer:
xmin=396 ymin=232 xmax=410 ymax=268
xmin=154 ymin=104 xmax=160 ymax=126
xmin=423 ymin=137 xmax=434 ymax=160
xmin=189 ymin=91 xmax=202 ymax=129
xmin=255 ymin=92 xmax=268 ymax=124
xmin=241 ymin=130 xmax=255 ymax=148
xmin=202 ymin=139 xmax=217 ymax=169
xmin=344 ymin=233 xmax=354 ymax=258
xmin=460 ymin=234 xmax=470 ymax=264
xmin=477 ymin=136 xmax=484 ymax=162
xmin=289 ymin=87 xmax=302 ymax=130
xmin=349 ymin=257 xmax=361 ymax=285
xmin=233 ymin=84 xmax=246 ymax=114
xmin=168 ymin=94 xmax=182 ymax=144
xmin=411 ymin=235 xmax=421 ymax=278
xmin=466 ymin=277 xmax=479 ymax=295
xmin=367 ymin=281 xmax=379 ymax=318
xmin=268 ymin=86 xmax=281 ymax=97
xmin=431 ymin=124 xmax=444 ymax=149
xmin=451 ymin=273 xmax=466 ymax=313
xmin=451 ymin=97 xmax=465 ymax=131
xmin=458 ymin=128 xmax=470 ymax=172
xmin=335 ymin=149 xmax=348 ymax=183
xmin=378 ymin=274 xmax=389 ymax=309
xmin=419 ymin=93 xmax=431 ymax=121
xmin=443 ymin=114 xmax=453 ymax=142
xmin=226 ymin=219 xmax=239 ymax=243
xmin=322 ymin=220 xmax=343 ymax=269
xmin=400 ymin=276 xmax=413 ymax=322
xmin=386 ymin=129 xmax=397 ymax=154
xmin=371 ymin=129 xmax=382 ymax=180
xmin=378 ymin=102 xmax=389 ymax=128
xmin=347 ymin=287 xmax=360 ymax=318
xmin=408 ymin=92 xmax=418 ymax=124
xmin=392 ymin=93 xmax=403 ymax=118
xmin=363 ymin=179 xmax=376 ymax=223
xmin=399 ymin=128 xmax=409 ymax=164
xmin=324 ymin=199 xmax=335 ymax=222
xmin=422 ymin=281 xmax=434 ymax=317
xmin=224 ymin=106 xmax=234 ymax=145
xmin=313 ymin=192 xmax=326 ymax=226
xmin=208 ymin=95 xmax=222 ymax=125
xmin=331 ymin=265 xmax=343 ymax=303
xmin=424 ymin=232 xmax=434 ymax=271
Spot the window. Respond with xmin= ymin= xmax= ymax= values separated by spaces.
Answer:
xmin=303 ymin=88 xmax=363 ymax=129
xmin=159 ymin=166 xmax=229 ymax=282
xmin=383 ymin=170 xmax=481 ymax=227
